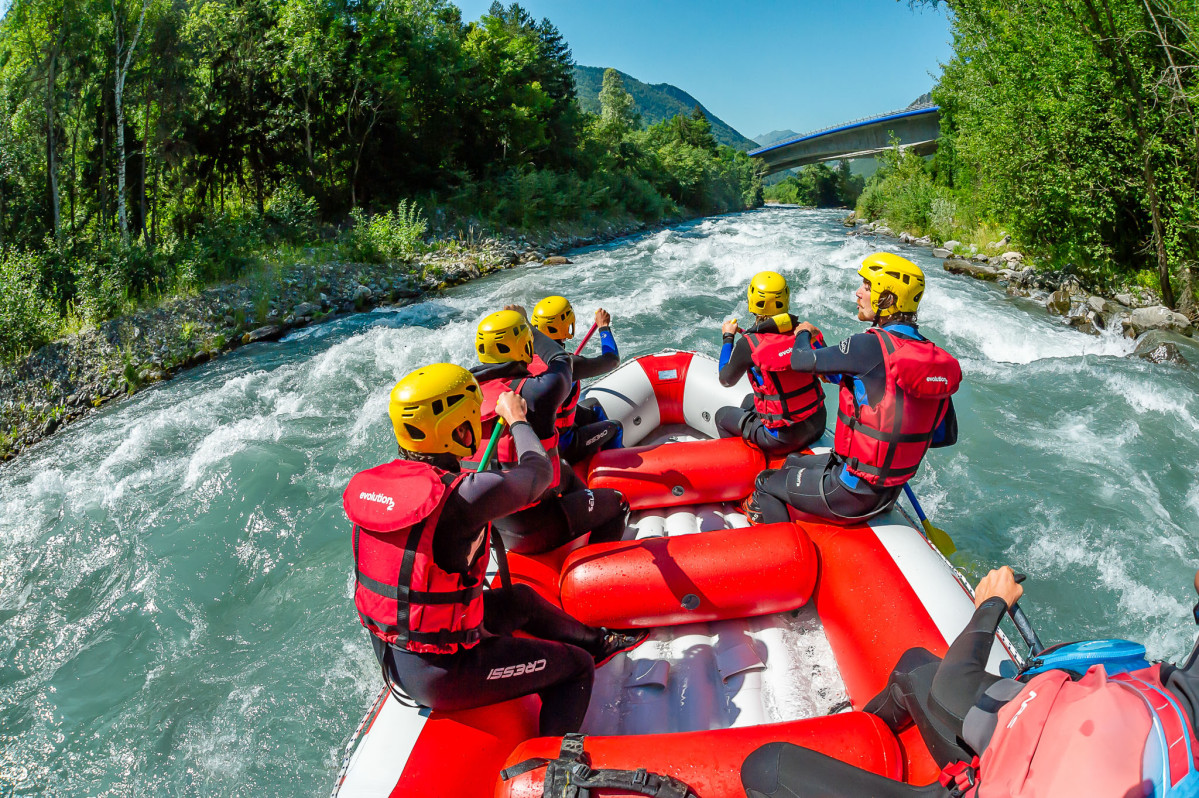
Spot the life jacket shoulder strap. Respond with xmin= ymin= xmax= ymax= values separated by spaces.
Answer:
xmin=500 ymin=733 xmax=696 ymax=798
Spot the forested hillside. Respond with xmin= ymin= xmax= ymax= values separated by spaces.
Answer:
xmin=0 ymin=1 xmax=763 ymax=361
xmin=573 ymin=65 xmax=757 ymax=150
xmin=856 ymin=0 xmax=1199 ymax=314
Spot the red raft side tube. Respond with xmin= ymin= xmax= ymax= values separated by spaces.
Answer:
xmin=495 ymin=711 xmax=903 ymax=798
xmin=587 ymin=436 xmax=764 ymax=511
xmin=559 ymin=522 xmax=818 ymax=629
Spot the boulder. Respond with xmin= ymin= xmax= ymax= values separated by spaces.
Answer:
xmin=914 ymin=236 xmax=933 ymax=246
xmin=1046 ymin=289 xmax=1072 ymax=316
xmin=1131 ymin=329 xmax=1196 ymax=367
xmin=543 ymin=255 xmax=572 ymax=265
xmin=1128 ymin=305 xmax=1193 ymax=336
xmin=242 ymin=325 xmax=285 ymax=345
xmin=989 ymin=234 xmax=1012 ymax=248
xmin=932 ymin=247 xmax=952 ymax=259
xmin=1114 ymin=292 xmax=1135 ymax=307
xmin=1086 ymin=295 xmax=1109 ymax=314
xmin=943 ymin=239 xmax=962 ymax=252
xmin=293 ymin=302 xmax=320 ymax=318
xmin=943 ymin=258 xmax=999 ymax=281
xmin=1001 ymin=251 xmax=1024 ymax=263
xmin=352 ymin=284 xmax=373 ymax=305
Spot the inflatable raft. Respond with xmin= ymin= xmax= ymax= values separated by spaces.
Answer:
xmin=331 ymin=351 xmax=1017 ymax=798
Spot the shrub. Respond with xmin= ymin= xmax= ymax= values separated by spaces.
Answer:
xmin=345 ymin=200 xmax=428 ymax=263
xmin=0 ymin=250 xmax=59 ymax=361
xmin=265 ymin=181 xmax=318 ymax=242
xmin=74 ymin=257 xmax=130 ymax=324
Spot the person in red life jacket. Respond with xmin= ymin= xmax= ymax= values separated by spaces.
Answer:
xmin=741 ymin=565 xmax=1199 ymax=797
xmin=344 ymin=363 xmax=646 ymax=736
xmin=530 ymin=296 xmax=623 ymax=463
xmin=467 ymin=307 xmax=629 ymax=555
xmin=715 ymin=271 xmax=828 ymax=456
xmin=744 ymin=254 xmax=961 ymax=524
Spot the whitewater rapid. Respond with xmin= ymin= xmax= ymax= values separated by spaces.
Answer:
xmin=1 ymin=208 xmax=1197 ymax=796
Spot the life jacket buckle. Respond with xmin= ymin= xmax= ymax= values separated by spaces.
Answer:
xmin=938 ymin=757 xmax=979 ymax=797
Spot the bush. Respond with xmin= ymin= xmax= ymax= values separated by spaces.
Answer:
xmin=265 ymin=181 xmax=318 ymax=242
xmin=344 ymin=200 xmax=428 ymax=263
xmin=0 ymin=250 xmax=61 ymax=360
xmin=74 ymin=257 xmax=130 ymax=324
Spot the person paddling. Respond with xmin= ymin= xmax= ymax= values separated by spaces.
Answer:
xmin=530 ymin=296 xmax=623 ymax=463
xmin=343 ymin=364 xmax=644 ymax=737
xmin=715 ymin=271 xmax=828 ymax=456
xmin=745 ymin=254 xmax=960 ymax=524
xmin=741 ymin=565 xmax=1199 ymax=797
xmin=467 ymin=307 xmax=629 ymax=554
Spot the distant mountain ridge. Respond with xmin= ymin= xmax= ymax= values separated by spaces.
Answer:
xmin=572 ymin=65 xmax=757 ymax=151
xmin=753 ymin=129 xmax=800 ymax=147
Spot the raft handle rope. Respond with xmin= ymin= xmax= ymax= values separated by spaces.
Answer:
xmin=329 ymin=685 xmax=390 ymax=798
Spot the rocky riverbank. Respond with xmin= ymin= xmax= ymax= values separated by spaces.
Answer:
xmin=848 ymin=217 xmax=1198 ymax=367
xmin=0 ymin=218 xmax=668 ymax=463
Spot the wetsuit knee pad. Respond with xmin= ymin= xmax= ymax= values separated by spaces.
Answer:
xmin=741 ymin=742 xmax=787 ymax=797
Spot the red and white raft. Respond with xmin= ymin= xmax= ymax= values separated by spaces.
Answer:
xmin=331 ymin=351 xmax=1016 ymax=798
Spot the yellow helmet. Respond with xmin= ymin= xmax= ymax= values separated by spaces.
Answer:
xmin=388 ymin=363 xmax=482 ymax=458
xmin=531 ymin=296 xmax=575 ymax=341
xmin=858 ymin=253 xmax=925 ymax=319
xmin=747 ymin=271 xmax=789 ymax=316
xmin=475 ymin=310 xmax=534 ymax=364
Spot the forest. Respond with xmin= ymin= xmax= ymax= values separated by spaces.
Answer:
xmin=860 ymin=0 xmax=1199 ymax=312
xmin=0 ymin=0 xmax=764 ymax=361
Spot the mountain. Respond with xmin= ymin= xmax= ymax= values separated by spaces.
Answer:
xmin=572 ymin=65 xmax=757 ymax=151
xmin=753 ymin=129 xmax=800 ymax=148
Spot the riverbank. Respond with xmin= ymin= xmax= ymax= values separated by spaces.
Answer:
xmin=0 ymin=216 xmax=677 ymax=463
xmin=847 ymin=216 xmax=1199 ymax=367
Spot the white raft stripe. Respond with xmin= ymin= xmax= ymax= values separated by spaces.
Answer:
xmin=335 ymin=694 xmax=430 ymax=798
xmin=868 ymin=514 xmax=1013 ymax=674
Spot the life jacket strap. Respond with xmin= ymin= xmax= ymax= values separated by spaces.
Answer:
xmin=938 ymin=757 xmax=980 ymax=798
xmin=500 ymin=733 xmax=696 ymax=798
xmin=836 ymin=409 xmax=936 ymax=444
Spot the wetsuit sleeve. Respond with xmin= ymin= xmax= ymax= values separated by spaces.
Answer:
xmin=718 ymin=336 xmax=755 ymax=387
xmin=930 ymin=398 xmax=959 ymax=448
xmin=568 ymin=329 xmax=619 ymax=380
xmin=790 ymin=332 xmax=880 ymax=375
xmin=524 ymin=329 xmax=572 ymax=440
xmin=433 ymin=422 xmax=552 ymax=573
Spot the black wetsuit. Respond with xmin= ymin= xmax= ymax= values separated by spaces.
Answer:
xmin=375 ymin=421 xmax=604 ymax=736
xmin=741 ymin=598 xmax=1199 ymax=797
xmin=748 ymin=321 xmax=957 ymax=524
xmin=470 ymin=328 xmax=628 ymax=554
xmin=715 ymin=315 xmax=827 ymax=456
xmin=559 ymin=327 xmax=623 ymax=463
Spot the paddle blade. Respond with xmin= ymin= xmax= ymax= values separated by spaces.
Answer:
xmin=922 ymin=518 xmax=956 ymax=557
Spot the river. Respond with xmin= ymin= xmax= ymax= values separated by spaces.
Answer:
xmin=2 ymin=207 xmax=1197 ymax=796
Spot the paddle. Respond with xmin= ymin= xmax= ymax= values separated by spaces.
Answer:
xmin=573 ymin=321 xmax=598 ymax=355
xmin=1009 ymin=572 xmax=1045 ymax=656
xmin=475 ymin=419 xmax=512 ymax=588
xmin=901 ymin=483 xmax=957 ymax=557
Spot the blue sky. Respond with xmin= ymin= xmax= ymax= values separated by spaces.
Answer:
xmin=453 ymin=0 xmax=954 ymax=140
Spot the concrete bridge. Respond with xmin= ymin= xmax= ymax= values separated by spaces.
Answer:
xmin=749 ymin=104 xmax=940 ymax=175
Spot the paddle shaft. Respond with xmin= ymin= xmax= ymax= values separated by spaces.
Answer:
xmin=475 ymin=419 xmax=512 ymax=588
xmin=573 ymin=322 xmax=598 ymax=355
xmin=1009 ymin=573 xmax=1045 ymax=656
xmin=902 ymin=483 xmax=930 ymax=523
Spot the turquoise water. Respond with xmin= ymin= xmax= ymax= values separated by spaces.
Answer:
xmin=2 ymin=208 xmax=1198 ymax=796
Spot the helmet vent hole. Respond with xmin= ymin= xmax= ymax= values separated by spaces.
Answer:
xmin=477 ymin=344 xmax=485 ymax=353
xmin=404 ymin=424 xmax=426 ymax=440
xmin=431 ymin=399 xmax=444 ymax=415
xmin=446 ymin=394 xmax=463 ymax=407
xmin=902 ymin=274 xmax=910 ymax=284
xmin=497 ymin=343 xmax=510 ymax=353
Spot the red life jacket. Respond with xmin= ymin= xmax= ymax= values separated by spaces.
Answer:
xmin=342 ymin=460 xmax=486 ymax=655
xmin=744 ymin=330 xmax=825 ymax=429
xmin=527 ymin=354 xmax=580 ymax=430
xmin=941 ymin=664 xmax=1199 ymax=797
xmin=833 ymin=328 xmax=961 ymax=488
xmin=461 ymin=370 xmax=561 ymax=491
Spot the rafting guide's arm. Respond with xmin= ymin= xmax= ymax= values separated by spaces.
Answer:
xmin=568 ymin=309 xmax=618 ymax=377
